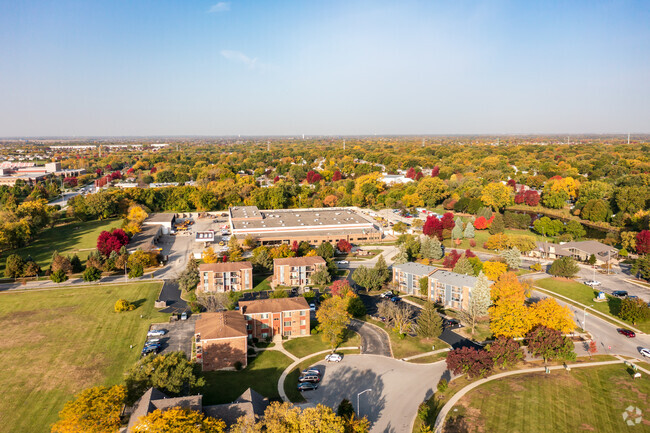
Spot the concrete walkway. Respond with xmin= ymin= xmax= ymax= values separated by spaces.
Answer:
xmin=402 ymin=348 xmax=450 ymax=361
xmin=614 ymin=355 xmax=650 ymax=375
xmin=277 ymin=347 xmax=360 ymax=402
xmin=433 ymin=359 xmax=625 ymax=432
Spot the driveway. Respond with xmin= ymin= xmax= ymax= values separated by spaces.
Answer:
xmin=300 ymin=354 xmax=448 ymax=433
xmin=158 ymin=280 xmax=188 ymax=314
xmin=348 ymin=319 xmax=392 ymax=357
xmin=148 ymin=316 xmax=196 ymax=356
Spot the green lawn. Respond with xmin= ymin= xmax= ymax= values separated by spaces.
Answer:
xmin=283 ymin=330 xmax=361 ymax=359
xmin=202 ymin=350 xmax=292 ymax=404
xmin=367 ymin=318 xmax=448 ymax=359
xmin=0 ymin=282 xmax=167 ymax=433
xmin=534 ymin=278 xmax=650 ymax=333
xmin=446 ymin=365 xmax=650 ymax=433
xmin=252 ymin=274 xmax=272 ymax=291
xmin=443 ymin=227 xmax=548 ymax=254
xmin=0 ymin=218 xmax=121 ymax=275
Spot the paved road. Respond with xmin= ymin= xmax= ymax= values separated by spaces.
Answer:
xmin=348 ymin=319 xmax=392 ymax=357
xmin=300 ymin=354 xmax=448 ymax=433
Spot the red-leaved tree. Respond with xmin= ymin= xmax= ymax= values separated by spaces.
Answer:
xmin=306 ymin=170 xmax=322 ymax=184
xmin=330 ymin=280 xmax=351 ymax=297
xmin=441 ymin=212 xmax=455 ymax=230
xmin=446 ymin=347 xmax=494 ymax=378
xmin=524 ymin=190 xmax=540 ymax=206
xmin=273 ymin=175 xmax=280 ymax=183
xmin=487 ymin=337 xmax=524 ymax=369
xmin=474 ymin=216 xmax=489 ymax=230
xmin=337 ymin=239 xmax=352 ymax=253
xmin=405 ymin=167 xmax=417 ymax=179
xmin=423 ymin=215 xmax=443 ymax=240
xmin=431 ymin=166 xmax=440 ymax=177
xmin=97 ymin=229 xmax=129 ymax=256
xmin=465 ymin=249 xmax=476 ymax=258
xmin=332 ymin=170 xmax=342 ymax=182
xmin=443 ymin=250 xmax=462 ymax=268
xmin=636 ymin=230 xmax=650 ymax=255
xmin=414 ymin=171 xmax=423 ymax=181
xmin=291 ymin=240 xmax=299 ymax=253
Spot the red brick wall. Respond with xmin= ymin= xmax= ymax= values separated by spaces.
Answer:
xmin=200 ymin=337 xmax=247 ymax=371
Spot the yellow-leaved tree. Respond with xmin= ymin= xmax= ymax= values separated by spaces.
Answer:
xmin=482 ymin=261 xmax=508 ymax=281
xmin=316 ymin=296 xmax=352 ymax=350
xmin=133 ymin=408 xmax=226 ymax=433
xmin=480 ymin=182 xmax=512 ymax=211
xmin=202 ymin=247 xmax=219 ymax=264
xmin=51 ymin=385 xmax=126 ymax=433
xmin=124 ymin=205 xmax=148 ymax=235
xmin=529 ymin=298 xmax=575 ymax=334
xmin=489 ymin=272 xmax=532 ymax=338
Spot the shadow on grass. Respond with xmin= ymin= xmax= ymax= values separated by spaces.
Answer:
xmin=132 ymin=298 xmax=147 ymax=309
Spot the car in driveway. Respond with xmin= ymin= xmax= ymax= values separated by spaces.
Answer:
xmin=298 ymin=374 xmax=321 ymax=383
xmin=147 ymin=329 xmax=167 ymax=337
xmin=443 ymin=318 xmax=461 ymax=328
xmin=310 ymin=303 xmax=316 ymax=312
xmin=390 ymin=296 xmax=401 ymax=303
xmin=336 ymin=260 xmax=349 ymax=266
xmin=612 ymin=291 xmax=629 ymax=298
xmin=617 ymin=328 xmax=636 ymax=338
xmin=298 ymin=382 xmax=319 ymax=391
xmin=639 ymin=348 xmax=650 ymax=358
xmin=584 ymin=280 xmax=601 ymax=287
xmin=325 ymin=353 xmax=342 ymax=362
xmin=380 ymin=291 xmax=394 ymax=299
xmin=301 ymin=368 xmax=321 ymax=376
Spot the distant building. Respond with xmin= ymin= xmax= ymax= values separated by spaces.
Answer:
xmin=530 ymin=240 xmax=618 ymax=265
xmin=239 ymin=297 xmax=310 ymax=340
xmin=198 ymin=262 xmax=253 ymax=293
xmin=142 ymin=213 xmax=176 ymax=235
xmin=272 ymin=256 xmax=326 ymax=288
xmin=195 ymin=311 xmax=248 ymax=371
xmin=380 ymin=174 xmax=413 ymax=185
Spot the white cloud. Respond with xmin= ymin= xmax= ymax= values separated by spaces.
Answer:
xmin=208 ymin=2 xmax=230 ymax=13
xmin=220 ymin=50 xmax=260 ymax=69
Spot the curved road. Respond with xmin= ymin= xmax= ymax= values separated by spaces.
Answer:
xmin=348 ymin=319 xmax=392 ymax=357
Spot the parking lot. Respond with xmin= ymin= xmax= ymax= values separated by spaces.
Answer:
xmin=147 ymin=316 xmax=197 ymax=356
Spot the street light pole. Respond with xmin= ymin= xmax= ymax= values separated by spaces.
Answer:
xmin=357 ymin=389 xmax=372 ymax=417
xmin=125 ymin=261 xmax=128 ymax=283
xmin=583 ymin=305 xmax=594 ymax=331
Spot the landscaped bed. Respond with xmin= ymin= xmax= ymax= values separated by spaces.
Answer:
xmin=0 ymin=281 xmax=166 ymax=433
xmin=445 ymin=364 xmax=650 ymax=433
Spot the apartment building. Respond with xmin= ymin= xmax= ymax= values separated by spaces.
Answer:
xmin=194 ymin=311 xmax=248 ymax=371
xmin=272 ymin=256 xmax=326 ymax=288
xmin=239 ymin=297 xmax=310 ymax=340
xmin=428 ymin=270 xmax=478 ymax=311
xmin=392 ymin=262 xmax=437 ymax=296
xmin=198 ymin=262 xmax=253 ymax=293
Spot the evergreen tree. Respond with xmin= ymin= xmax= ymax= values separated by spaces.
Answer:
xmin=420 ymin=237 xmax=434 ymax=259
xmin=464 ymin=221 xmax=475 ymax=239
xmin=416 ymin=301 xmax=443 ymax=339
xmin=453 ymin=256 xmax=474 ymax=275
xmin=430 ymin=237 xmax=444 ymax=260
xmin=373 ymin=254 xmax=390 ymax=283
xmin=393 ymin=245 xmax=409 ymax=265
xmin=464 ymin=271 xmax=491 ymax=335
xmin=489 ymin=213 xmax=505 ymax=234
xmin=228 ymin=236 xmax=243 ymax=262
xmin=451 ymin=223 xmax=463 ymax=240
xmin=500 ymin=247 xmax=521 ymax=269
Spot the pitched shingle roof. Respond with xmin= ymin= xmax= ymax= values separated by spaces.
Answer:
xmin=239 ymin=297 xmax=310 ymax=314
xmin=199 ymin=261 xmax=253 ymax=273
xmin=273 ymin=256 xmax=326 ymax=266
xmin=195 ymin=311 xmax=247 ymax=340
xmin=127 ymin=388 xmax=202 ymax=432
xmin=202 ymin=388 xmax=269 ymax=426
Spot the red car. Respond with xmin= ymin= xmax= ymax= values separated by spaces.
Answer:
xmin=617 ymin=329 xmax=636 ymax=338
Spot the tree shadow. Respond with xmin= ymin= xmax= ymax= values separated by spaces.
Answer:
xmin=444 ymin=415 xmax=470 ymax=433
xmin=607 ymin=297 xmax=622 ymax=316
xmin=132 ymin=298 xmax=147 ymax=309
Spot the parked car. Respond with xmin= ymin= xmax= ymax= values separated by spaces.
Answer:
xmin=147 ymin=329 xmax=167 ymax=337
xmin=337 ymin=260 xmax=349 ymax=265
xmin=639 ymin=348 xmax=650 ymax=358
xmin=310 ymin=303 xmax=316 ymax=312
xmin=142 ymin=345 xmax=160 ymax=356
xmin=380 ymin=291 xmax=394 ymax=299
xmin=298 ymin=374 xmax=321 ymax=383
xmin=444 ymin=318 xmax=460 ymax=328
xmin=181 ymin=311 xmax=188 ymax=320
xmin=584 ymin=280 xmax=601 ymax=287
xmin=612 ymin=291 xmax=629 ymax=298
xmin=325 ymin=353 xmax=342 ymax=362
xmin=617 ymin=328 xmax=636 ymax=338
xmin=298 ymin=382 xmax=319 ymax=392
xmin=301 ymin=368 xmax=321 ymax=376
xmin=390 ymin=296 xmax=401 ymax=303
xmin=146 ymin=338 xmax=161 ymax=344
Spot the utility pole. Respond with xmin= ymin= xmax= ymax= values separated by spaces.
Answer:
xmin=267 ymin=140 xmax=270 ymax=151
xmin=628 ymin=133 xmax=630 ymax=145
xmin=343 ymin=139 xmax=346 ymax=151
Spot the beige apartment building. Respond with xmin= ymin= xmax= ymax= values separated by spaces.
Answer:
xmin=239 ymin=297 xmax=310 ymax=340
xmin=198 ymin=262 xmax=253 ymax=293
xmin=272 ymin=256 xmax=326 ymax=288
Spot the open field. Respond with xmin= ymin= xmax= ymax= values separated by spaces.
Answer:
xmin=446 ymin=365 xmax=650 ymax=432
xmin=0 ymin=282 xmax=166 ymax=433
xmin=442 ymin=227 xmax=549 ymax=254
xmin=0 ymin=218 xmax=121 ymax=275
xmin=534 ymin=277 xmax=650 ymax=333
xmin=202 ymin=350 xmax=292 ymax=404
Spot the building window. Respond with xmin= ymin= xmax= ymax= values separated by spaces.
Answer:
xmin=245 ymin=315 xmax=252 ymax=320
xmin=284 ymin=321 xmax=291 ymax=327
xmin=301 ymin=329 xmax=307 ymax=335
xmin=300 ymin=320 xmax=306 ymax=326
xmin=283 ymin=331 xmax=291 ymax=337
xmin=261 ymin=323 xmax=269 ymax=329
xmin=285 ymin=311 xmax=292 ymax=317
xmin=260 ymin=313 xmax=269 ymax=319
xmin=300 ymin=311 xmax=306 ymax=316
xmin=262 ymin=333 xmax=268 ymax=339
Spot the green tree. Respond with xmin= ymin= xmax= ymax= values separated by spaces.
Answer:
xmin=616 ymin=186 xmax=647 ymax=214
xmin=464 ymin=271 xmax=491 ymax=335
xmin=5 ymin=254 xmax=24 ymax=278
xmin=453 ymin=256 xmax=474 ymax=275
xmin=416 ymin=301 xmax=443 ymax=339
xmin=69 ymin=253 xmax=83 ymax=273
xmin=178 ymin=259 xmax=200 ymax=292
xmin=393 ymin=221 xmax=408 ymax=234
xmin=251 ymin=246 xmax=273 ymax=271
xmin=419 ymin=276 xmax=429 ymax=297
xmin=352 ymin=266 xmax=384 ymax=291
xmin=463 ymin=221 xmax=475 ymax=239
xmin=488 ymin=213 xmax=505 ymax=234
xmin=83 ymin=266 xmax=102 ymax=282
xmin=50 ymin=269 xmax=68 ymax=283
xmin=619 ymin=297 xmax=650 ymax=325
xmin=316 ymin=241 xmax=335 ymax=259
xmin=51 ymin=385 xmax=126 ymax=433
xmin=373 ymin=254 xmax=390 ymax=284
xmin=548 ymin=256 xmax=579 ymax=278
xmin=228 ymin=235 xmax=243 ymax=262
xmin=564 ymin=220 xmax=586 ymax=239
xmin=533 ymin=217 xmax=564 ymax=237
xmin=125 ymin=351 xmax=205 ymax=405
xmin=581 ymin=199 xmax=609 ymax=222
xmin=500 ymin=247 xmax=521 ymax=270
xmin=316 ymin=296 xmax=352 ymax=350
xmin=310 ymin=267 xmax=331 ymax=286
xmin=393 ymin=245 xmax=408 ymax=265
xmin=129 ymin=263 xmax=144 ymax=278
xmin=576 ymin=180 xmax=613 ymax=208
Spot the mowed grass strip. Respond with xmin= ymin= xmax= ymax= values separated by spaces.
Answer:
xmin=534 ymin=277 xmax=650 ymax=333
xmin=0 ymin=282 xmax=166 ymax=433
xmin=448 ymin=365 xmax=650 ymax=433
xmin=0 ymin=218 xmax=121 ymax=275
xmin=201 ymin=350 xmax=292 ymax=405
xmin=283 ymin=330 xmax=361 ymax=359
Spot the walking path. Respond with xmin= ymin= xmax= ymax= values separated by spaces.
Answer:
xmin=614 ymin=354 xmax=650 ymax=375
xmin=432 ymin=359 xmax=625 ymax=432
xmin=277 ymin=347 xmax=360 ymax=402
xmin=402 ymin=348 xmax=450 ymax=361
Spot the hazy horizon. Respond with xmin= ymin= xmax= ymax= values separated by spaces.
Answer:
xmin=1 ymin=1 xmax=649 ymax=136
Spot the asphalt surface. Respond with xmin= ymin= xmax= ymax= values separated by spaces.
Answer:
xmin=148 ymin=317 xmax=196 ymax=356
xmin=158 ymin=280 xmax=188 ymax=313
xmin=300 ymin=354 xmax=448 ymax=433
xmin=348 ymin=319 xmax=392 ymax=357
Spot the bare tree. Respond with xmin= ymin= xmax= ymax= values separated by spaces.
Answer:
xmin=197 ymin=293 xmax=229 ymax=312
xmin=378 ymin=300 xmax=413 ymax=335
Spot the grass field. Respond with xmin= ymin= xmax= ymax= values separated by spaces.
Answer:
xmin=534 ymin=277 xmax=650 ymax=333
xmin=446 ymin=365 xmax=650 ymax=433
xmin=368 ymin=318 xmax=449 ymax=359
xmin=442 ymin=227 xmax=548 ymax=254
xmin=0 ymin=282 xmax=166 ymax=433
xmin=0 ymin=218 xmax=121 ymax=275
xmin=252 ymin=274 xmax=273 ymax=291
xmin=283 ymin=330 xmax=361 ymax=359
xmin=202 ymin=350 xmax=292 ymax=404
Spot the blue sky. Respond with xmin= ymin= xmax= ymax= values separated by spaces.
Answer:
xmin=0 ymin=0 xmax=648 ymax=136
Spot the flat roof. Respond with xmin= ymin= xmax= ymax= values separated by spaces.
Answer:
xmin=128 ymin=225 xmax=161 ymax=251
xmin=230 ymin=207 xmax=375 ymax=231
xmin=144 ymin=213 xmax=176 ymax=223
xmin=241 ymin=228 xmax=379 ymax=239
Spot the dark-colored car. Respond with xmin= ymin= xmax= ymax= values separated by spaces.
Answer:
xmin=390 ymin=296 xmax=401 ymax=303
xmin=298 ymin=382 xmax=319 ymax=391
xmin=444 ymin=318 xmax=461 ymax=328
xmin=298 ymin=374 xmax=321 ymax=383
xmin=612 ymin=291 xmax=629 ymax=298
xmin=142 ymin=345 xmax=160 ymax=355
xmin=617 ymin=328 xmax=636 ymax=338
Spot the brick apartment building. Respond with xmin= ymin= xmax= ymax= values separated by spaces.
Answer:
xmin=272 ymin=256 xmax=326 ymax=288
xmin=198 ymin=262 xmax=253 ymax=293
xmin=195 ymin=311 xmax=248 ymax=371
xmin=239 ymin=297 xmax=310 ymax=340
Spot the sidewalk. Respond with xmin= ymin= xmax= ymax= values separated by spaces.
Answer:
xmin=402 ymin=348 xmax=450 ymax=361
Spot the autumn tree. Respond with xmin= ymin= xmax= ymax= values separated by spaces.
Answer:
xmin=489 ymin=273 xmax=531 ymax=338
xmin=97 ymin=228 xmax=129 ymax=257
xmin=51 ymin=385 xmax=126 ymax=433
xmin=228 ymin=236 xmax=243 ymax=262
xmin=132 ymin=408 xmax=226 ymax=433
xmin=50 ymin=251 xmax=72 ymax=274
xmin=415 ymin=177 xmax=449 ymax=207
xmin=125 ymin=351 xmax=205 ymax=404
xmin=526 ymin=326 xmax=576 ymax=363
xmin=482 ymin=261 xmax=508 ymax=281
xmin=124 ymin=205 xmax=148 ymax=235
xmin=337 ymin=239 xmax=352 ymax=253
xmin=423 ymin=215 xmax=443 ymax=240
xmin=452 ymin=256 xmax=474 ymax=275
xmin=500 ymin=247 xmax=521 ymax=270
xmin=529 ymin=298 xmax=575 ymax=333
xmin=481 ymin=183 xmax=512 ymax=211
xmin=548 ymin=256 xmax=579 ymax=278
xmin=446 ymin=347 xmax=494 ymax=378
xmin=636 ymin=230 xmax=650 ymax=255
xmin=486 ymin=337 xmax=524 ymax=369
xmin=316 ymin=296 xmax=352 ymax=350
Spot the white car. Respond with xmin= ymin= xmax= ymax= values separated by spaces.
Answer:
xmin=584 ymin=280 xmax=601 ymax=287
xmin=337 ymin=260 xmax=349 ymax=265
xmin=325 ymin=353 xmax=342 ymax=362
xmin=147 ymin=329 xmax=167 ymax=337
xmin=640 ymin=348 xmax=650 ymax=358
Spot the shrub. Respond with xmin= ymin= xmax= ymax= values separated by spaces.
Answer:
xmin=530 ymin=263 xmax=542 ymax=272
xmin=114 ymin=299 xmax=135 ymax=312
xmin=128 ymin=263 xmax=144 ymax=278
xmin=548 ymin=256 xmax=579 ymax=278
xmin=50 ymin=270 xmax=68 ymax=283
xmin=234 ymin=361 xmax=243 ymax=371
xmin=83 ymin=266 xmax=102 ymax=282
xmin=437 ymin=379 xmax=448 ymax=392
